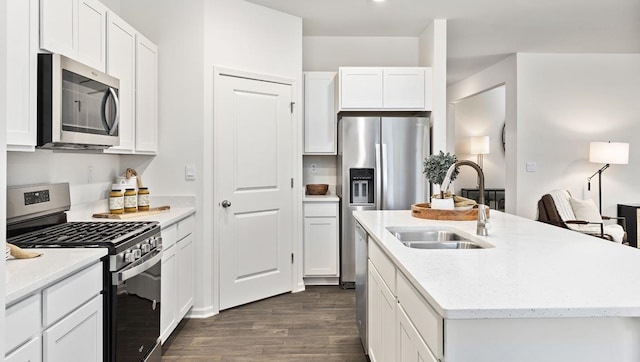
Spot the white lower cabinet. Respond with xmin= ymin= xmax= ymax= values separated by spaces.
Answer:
xmin=367 ymin=260 xmax=396 ymax=362
xmin=160 ymin=239 xmax=178 ymax=342
xmin=43 ymin=295 xmax=103 ymax=362
xmin=397 ymin=305 xmax=437 ymax=362
xmin=303 ymin=200 xmax=339 ymax=285
xmin=4 ymin=262 xmax=103 ymax=362
xmin=368 ymin=240 xmax=442 ymax=362
xmin=160 ymin=214 xmax=196 ymax=343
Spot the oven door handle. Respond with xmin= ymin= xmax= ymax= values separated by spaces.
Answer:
xmin=113 ymin=249 xmax=163 ymax=285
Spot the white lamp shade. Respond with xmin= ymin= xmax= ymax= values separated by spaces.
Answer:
xmin=470 ymin=136 xmax=490 ymax=155
xmin=589 ymin=141 xmax=629 ymax=164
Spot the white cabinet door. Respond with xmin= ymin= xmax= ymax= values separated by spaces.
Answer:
xmin=77 ymin=0 xmax=107 ymax=71
xmin=177 ymin=234 xmax=195 ymax=319
xmin=40 ymin=0 xmax=107 ymax=72
xmin=368 ymin=261 xmax=396 ymax=362
xmin=6 ymin=0 xmax=38 ymax=150
xmin=40 ymin=0 xmax=76 ymax=58
xmin=397 ymin=305 xmax=437 ymax=362
xmin=5 ymin=337 xmax=42 ymax=362
xmin=303 ymin=217 xmax=338 ymax=276
xmin=383 ymin=68 xmax=426 ymax=109
xmin=304 ymin=72 xmax=336 ymax=154
xmin=104 ymin=12 xmax=136 ymax=153
xmin=43 ymin=295 xmax=103 ymax=362
xmin=340 ymin=67 xmax=383 ymax=109
xmin=160 ymin=244 xmax=177 ymax=343
xmin=135 ymin=34 xmax=158 ymax=154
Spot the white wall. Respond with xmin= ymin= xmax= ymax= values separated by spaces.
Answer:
xmin=448 ymin=55 xmax=518 ymax=213
xmin=419 ymin=20 xmax=447 ymax=157
xmin=516 ymin=53 xmax=640 ymax=219
xmin=303 ymin=36 xmax=418 ymax=71
xmin=453 ymin=86 xmax=506 ymax=194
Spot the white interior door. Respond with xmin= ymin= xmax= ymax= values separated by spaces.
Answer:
xmin=216 ymin=73 xmax=293 ymax=310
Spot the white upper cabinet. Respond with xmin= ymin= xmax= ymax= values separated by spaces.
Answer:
xmin=135 ymin=34 xmax=159 ymax=154
xmin=304 ymin=72 xmax=336 ymax=155
xmin=40 ymin=0 xmax=108 ymax=72
xmin=339 ymin=67 xmax=383 ymax=109
xmin=105 ymin=12 xmax=136 ymax=153
xmin=383 ymin=67 xmax=430 ymax=109
xmin=339 ymin=67 xmax=432 ymax=111
xmin=6 ymin=0 xmax=38 ymax=151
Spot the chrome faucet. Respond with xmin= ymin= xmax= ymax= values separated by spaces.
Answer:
xmin=441 ymin=160 xmax=489 ymax=236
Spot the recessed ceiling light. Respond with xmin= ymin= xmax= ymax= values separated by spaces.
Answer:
xmin=372 ymin=0 xmax=385 ymax=2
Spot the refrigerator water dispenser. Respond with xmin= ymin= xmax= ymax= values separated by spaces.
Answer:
xmin=350 ymin=168 xmax=374 ymax=204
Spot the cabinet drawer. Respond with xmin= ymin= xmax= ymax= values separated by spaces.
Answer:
xmin=397 ymin=272 xmax=443 ymax=359
xmin=43 ymin=262 xmax=102 ymax=327
xmin=304 ymin=202 xmax=337 ymax=217
xmin=6 ymin=293 xmax=41 ymax=354
xmin=163 ymin=223 xmax=178 ymax=249
xmin=177 ymin=215 xmax=195 ymax=240
xmin=368 ymin=239 xmax=396 ymax=295
xmin=5 ymin=336 xmax=41 ymax=362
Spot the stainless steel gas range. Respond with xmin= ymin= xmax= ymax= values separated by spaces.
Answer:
xmin=7 ymin=183 xmax=163 ymax=362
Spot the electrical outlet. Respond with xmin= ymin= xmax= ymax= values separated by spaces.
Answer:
xmin=310 ymin=163 xmax=318 ymax=174
xmin=88 ymin=165 xmax=94 ymax=183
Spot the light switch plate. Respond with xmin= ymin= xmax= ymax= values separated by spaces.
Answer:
xmin=185 ymin=164 xmax=196 ymax=180
xmin=526 ymin=161 xmax=537 ymax=172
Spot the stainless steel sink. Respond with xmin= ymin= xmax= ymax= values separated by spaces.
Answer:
xmin=388 ymin=229 xmax=469 ymax=242
xmin=385 ymin=227 xmax=493 ymax=249
xmin=401 ymin=241 xmax=483 ymax=249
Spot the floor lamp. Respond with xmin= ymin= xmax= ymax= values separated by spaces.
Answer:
xmin=587 ymin=141 xmax=629 ymax=214
xmin=470 ymin=136 xmax=490 ymax=187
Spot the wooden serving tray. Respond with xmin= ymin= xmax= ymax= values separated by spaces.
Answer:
xmin=93 ymin=206 xmax=170 ymax=219
xmin=411 ymin=203 xmax=489 ymax=221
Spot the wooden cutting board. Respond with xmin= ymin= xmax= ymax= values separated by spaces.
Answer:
xmin=92 ymin=206 xmax=170 ymax=219
xmin=411 ymin=203 xmax=489 ymax=221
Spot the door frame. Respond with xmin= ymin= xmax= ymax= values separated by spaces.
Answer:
xmin=212 ymin=66 xmax=304 ymax=314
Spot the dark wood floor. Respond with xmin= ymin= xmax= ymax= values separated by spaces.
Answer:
xmin=161 ymin=286 xmax=368 ymax=361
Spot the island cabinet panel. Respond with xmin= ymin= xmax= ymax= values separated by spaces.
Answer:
xmin=367 ymin=260 xmax=396 ymax=362
xmin=397 ymin=272 xmax=443 ymax=360
xmin=368 ymin=238 xmax=396 ymax=294
xmin=397 ymin=304 xmax=437 ymax=362
xmin=444 ymin=318 xmax=640 ymax=362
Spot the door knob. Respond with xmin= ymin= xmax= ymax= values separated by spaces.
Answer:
xmin=221 ymin=200 xmax=232 ymax=208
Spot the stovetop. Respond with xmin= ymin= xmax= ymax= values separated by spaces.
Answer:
xmin=8 ymin=221 xmax=159 ymax=252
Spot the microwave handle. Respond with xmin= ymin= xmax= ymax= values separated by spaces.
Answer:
xmin=101 ymin=87 xmax=120 ymax=136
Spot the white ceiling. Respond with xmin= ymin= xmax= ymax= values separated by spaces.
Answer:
xmin=244 ymin=0 xmax=640 ymax=84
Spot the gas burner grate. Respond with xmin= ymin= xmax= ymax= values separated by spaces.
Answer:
xmin=8 ymin=221 xmax=158 ymax=247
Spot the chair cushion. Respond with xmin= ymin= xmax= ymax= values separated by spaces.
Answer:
xmin=569 ymin=198 xmax=603 ymax=223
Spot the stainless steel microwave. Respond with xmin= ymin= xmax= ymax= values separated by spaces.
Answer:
xmin=37 ymin=53 xmax=120 ymax=150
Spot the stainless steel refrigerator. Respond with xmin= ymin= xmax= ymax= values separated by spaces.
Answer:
xmin=337 ymin=115 xmax=430 ymax=287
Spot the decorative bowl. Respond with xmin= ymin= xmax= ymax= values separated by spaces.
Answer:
xmin=306 ymin=184 xmax=329 ymax=195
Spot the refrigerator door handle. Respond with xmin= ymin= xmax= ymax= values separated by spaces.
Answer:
xmin=375 ymin=143 xmax=382 ymax=210
xmin=381 ymin=143 xmax=388 ymax=210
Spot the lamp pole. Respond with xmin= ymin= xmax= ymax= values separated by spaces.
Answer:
xmin=587 ymin=163 xmax=610 ymax=215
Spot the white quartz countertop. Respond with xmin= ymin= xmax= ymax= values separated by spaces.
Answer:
xmin=303 ymin=194 xmax=340 ymax=202
xmin=5 ymin=248 xmax=107 ymax=305
xmin=66 ymin=197 xmax=196 ymax=229
xmin=354 ymin=210 xmax=640 ymax=319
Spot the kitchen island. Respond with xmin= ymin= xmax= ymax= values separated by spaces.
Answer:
xmin=354 ymin=210 xmax=640 ymax=362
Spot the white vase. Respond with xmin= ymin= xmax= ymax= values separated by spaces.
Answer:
xmin=431 ymin=197 xmax=454 ymax=210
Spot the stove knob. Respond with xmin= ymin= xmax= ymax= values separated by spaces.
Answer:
xmin=141 ymin=242 xmax=151 ymax=253
xmin=132 ymin=248 xmax=142 ymax=260
xmin=124 ymin=251 xmax=135 ymax=263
